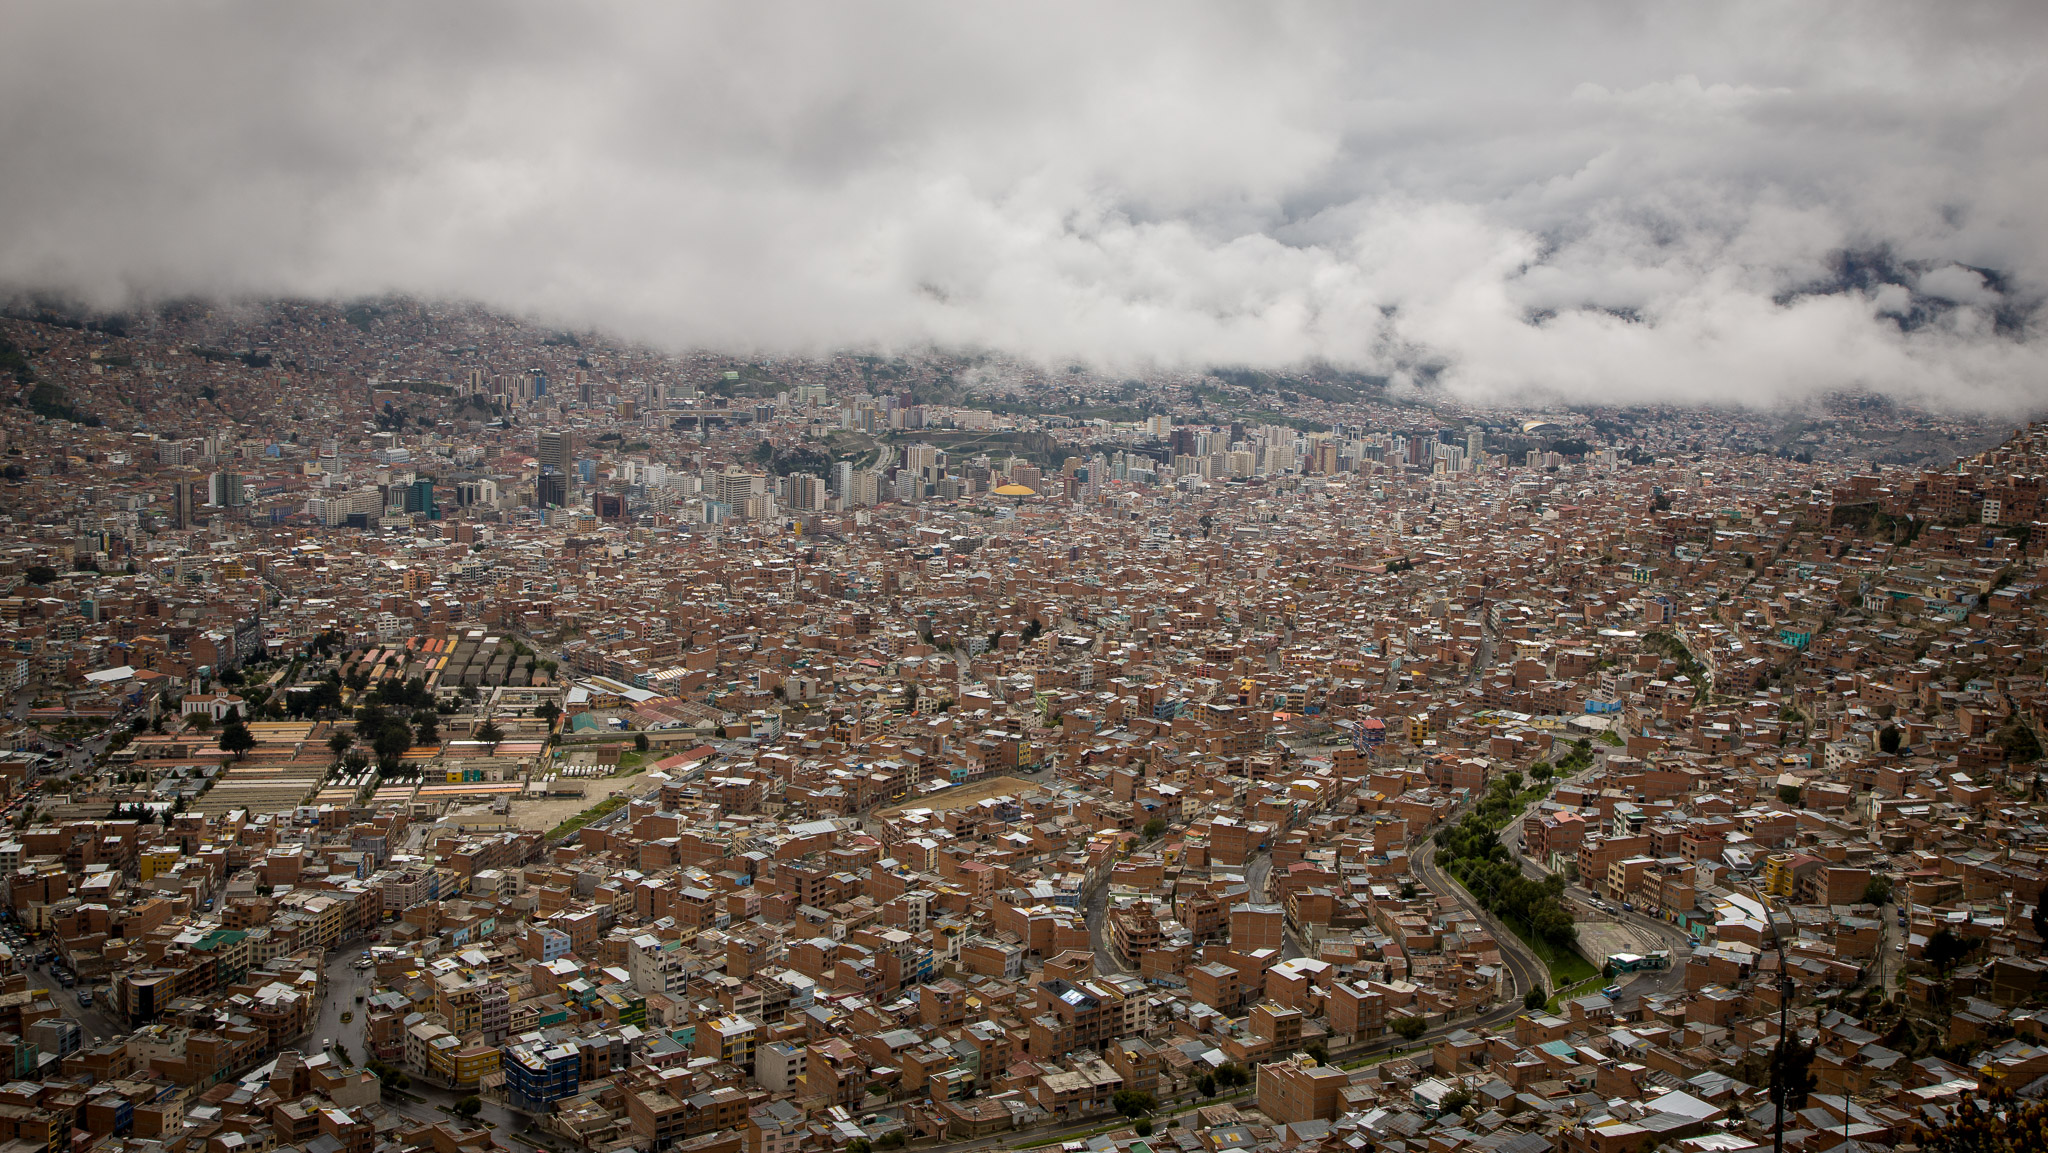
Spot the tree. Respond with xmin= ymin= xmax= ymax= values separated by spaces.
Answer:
xmin=1925 ymin=926 xmax=1981 ymax=973
xmin=1214 ymin=1062 xmax=1250 ymax=1089
xmin=373 ymin=720 xmax=413 ymax=773
xmin=23 ymin=566 xmax=55 ymax=585
xmin=1197 ymin=1073 xmax=1217 ymax=1098
xmin=475 ymin=720 xmax=504 ymax=745
xmin=1862 ymin=875 xmax=1893 ymax=906
xmin=1134 ymin=1119 xmax=1154 ymax=1137
xmin=1305 ymin=1042 xmax=1329 ymax=1065
xmin=1880 ymin=725 xmax=1902 ymax=755
xmin=188 ymin=711 xmax=213 ymax=732
xmin=1996 ymin=719 xmax=2042 ymax=764
xmin=1112 ymin=1089 xmax=1156 ymax=1117
xmin=634 ymin=732 xmax=649 ymax=753
xmin=1914 ymin=1085 xmax=2048 ymax=1153
xmin=1504 ymin=770 xmax=1524 ymax=793
xmin=536 ymin=700 xmax=562 ymax=728
xmin=1439 ymin=1089 xmax=1473 ymax=1115
xmin=218 ymin=720 xmax=255 ymax=760
xmin=1524 ymin=987 xmax=1547 ymax=1009
xmin=1769 ymin=1039 xmax=1818 ymax=1114
xmin=1529 ymin=761 xmax=1553 ymax=782
xmin=1777 ymin=784 xmax=1802 ymax=806
xmin=453 ymin=1096 xmax=482 ymax=1119
xmin=1391 ymin=1015 xmax=1428 ymax=1041
xmin=1143 ymin=817 xmax=1166 ymax=840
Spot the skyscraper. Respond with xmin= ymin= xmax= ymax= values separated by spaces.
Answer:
xmin=209 ymin=471 xmax=245 ymax=507
xmin=537 ymin=431 xmax=573 ymax=475
xmin=535 ymin=471 xmax=568 ymax=508
xmin=170 ymin=479 xmax=194 ymax=528
xmin=406 ymin=477 xmax=439 ymax=519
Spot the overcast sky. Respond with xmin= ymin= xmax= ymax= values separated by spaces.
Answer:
xmin=3 ymin=3 xmax=2045 ymax=411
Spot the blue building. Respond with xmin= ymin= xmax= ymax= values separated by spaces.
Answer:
xmin=501 ymin=1037 xmax=581 ymax=1113
xmin=405 ymin=477 xmax=439 ymax=520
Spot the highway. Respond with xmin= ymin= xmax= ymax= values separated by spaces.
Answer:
xmin=1499 ymin=789 xmax=1695 ymax=1004
xmin=1408 ymin=832 xmax=1549 ymax=1003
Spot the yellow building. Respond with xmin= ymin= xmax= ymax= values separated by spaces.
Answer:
xmin=139 ymin=848 xmax=184 ymax=881
xmin=1758 ymin=852 xmax=1815 ymax=899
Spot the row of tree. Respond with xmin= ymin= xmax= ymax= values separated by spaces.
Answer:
xmin=1433 ymin=775 xmax=1578 ymax=949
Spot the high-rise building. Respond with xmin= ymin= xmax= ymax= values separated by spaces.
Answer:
xmin=170 ymin=479 xmax=194 ymax=528
xmin=535 ymin=471 xmax=568 ymax=508
xmin=405 ymin=478 xmax=439 ymax=519
xmin=847 ymin=470 xmax=884 ymax=508
xmin=903 ymin=443 xmax=944 ymax=482
xmin=209 ymin=471 xmax=245 ymax=507
xmin=779 ymin=473 xmax=826 ymax=513
xmin=537 ymin=431 xmax=573 ymax=476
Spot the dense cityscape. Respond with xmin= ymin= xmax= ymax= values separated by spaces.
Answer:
xmin=0 ymin=296 xmax=2043 ymax=1153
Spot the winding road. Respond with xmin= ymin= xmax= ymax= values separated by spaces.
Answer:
xmin=1500 ymin=785 xmax=1695 ymax=1004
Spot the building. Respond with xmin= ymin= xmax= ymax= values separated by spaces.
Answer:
xmin=538 ymin=431 xmax=574 ymax=476
xmin=501 ymin=1035 xmax=581 ymax=1113
xmin=535 ymin=470 xmax=568 ymax=509
xmin=1256 ymin=1058 xmax=1350 ymax=1124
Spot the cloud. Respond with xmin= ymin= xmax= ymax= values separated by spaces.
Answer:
xmin=2 ymin=2 xmax=2045 ymax=411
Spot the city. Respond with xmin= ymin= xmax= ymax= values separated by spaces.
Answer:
xmin=0 ymin=295 xmax=2041 ymax=1153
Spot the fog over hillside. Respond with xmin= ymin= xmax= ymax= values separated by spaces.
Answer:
xmin=3 ymin=3 xmax=2046 ymax=411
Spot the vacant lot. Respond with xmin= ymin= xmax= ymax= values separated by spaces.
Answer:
xmin=877 ymin=774 xmax=1046 ymax=817
xmin=511 ymin=773 xmax=652 ymax=833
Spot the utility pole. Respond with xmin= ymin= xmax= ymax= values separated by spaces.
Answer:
xmin=1770 ymin=906 xmax=1795 ymax=1153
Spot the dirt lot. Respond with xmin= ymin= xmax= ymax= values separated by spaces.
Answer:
xmin=877 ymin=774 xmax=1047 ymax=817
xmin=510 ymin=771 xmax=653 ymax=832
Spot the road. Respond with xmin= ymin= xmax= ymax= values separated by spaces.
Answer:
xmin=312 ymin=943 xmax=377 ymax=1064
xmin=311 ymin=945 xmax=535 ymax=1147
xmin=1499 ymin=778 xmax=1695 ymax=1003
xmin=1243 ymin=852 xmax=1306 ymax=961
xmin=1083 ymin=875 xmax=1127 ymax=976
xmin=26 ymin=956 xmax=125 ymax=1042
xmin=1409 ymin=834 xmax=1548 ymax=1003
